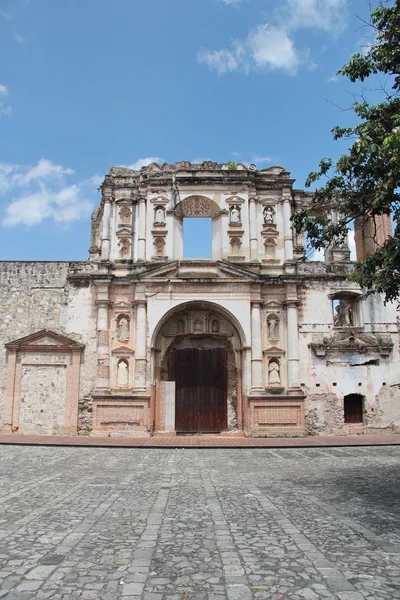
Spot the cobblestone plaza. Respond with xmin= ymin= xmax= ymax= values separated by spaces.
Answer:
xmin=1 ymin=445 xmax=400 ymax=599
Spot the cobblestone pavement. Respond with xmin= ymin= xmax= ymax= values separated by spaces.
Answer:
xmin=1 ymin=447 xmax=400 ymax=600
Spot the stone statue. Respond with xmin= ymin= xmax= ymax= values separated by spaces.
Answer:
xmin=268 ymin=361 xmax=281 ymax=385
xmin=333 ymin=300 xmax=353 ymax=327
xmin=155 ymin=206 xmax=165 ymax=224
xmin=117 ymin=317 xmax=129 ymax=341
xmin=230 ymin=205 xmax=241 ymax=224
xmin=263 ymin=206 xmax=275 ymax=224
xmin=117 ymin=360 xmax=129 ymax=386
xmin=268 ymin=318 xmax=278 ymax=339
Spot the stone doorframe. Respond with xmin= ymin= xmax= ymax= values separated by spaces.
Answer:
xmin=150 ymin=301 xmax=249 ymax=435
xmin=3 ymin=330 xmax=84 ymax=434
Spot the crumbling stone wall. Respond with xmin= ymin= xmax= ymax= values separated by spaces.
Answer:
xmin=0 ymin=262 xmax=98 ymax=432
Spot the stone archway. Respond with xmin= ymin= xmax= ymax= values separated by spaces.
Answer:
xmin=151 ymin=301 xmax=246 ymax=435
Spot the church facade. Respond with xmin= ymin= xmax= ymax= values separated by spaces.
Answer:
xmin=0 ymin=161 xmax=399 ymax=437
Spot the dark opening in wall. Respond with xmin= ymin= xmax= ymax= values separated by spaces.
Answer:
xmin=344 ymin=393 xmax=364 ymax=424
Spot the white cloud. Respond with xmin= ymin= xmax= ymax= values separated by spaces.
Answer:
xmin=124 ymin=157 xmax=164 ymax=170
xmin=0 ymin=83 xmax=11 ymax=116
xmin=14 ymin=32 xmax=26 ymax=44
xmin=198 ymin=24 xmax=300 ymax=75
xmin=200 ymin=0 xmax=349 ymax=76
xmin=0 ymin=159 xmax=96 ymax=227
xmin=2 ymin=185 xmax=93 ymax=227
xmin=285 ymin=0 xmax=348 ymax=35
xmin=249 ymin=25 xmax=299 ymax=72
xmin=252 ymin=155 xmax=272 ymax=164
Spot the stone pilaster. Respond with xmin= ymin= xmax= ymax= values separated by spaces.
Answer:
xmin=286 ymin=285 xmax=301 ymax=391
xmin=101 ymin=188 xmax=112 ymax=260
xmin=282 ymin=193 xmax=294 ymax=262
xmin=134 ymin=299 xmax=147 ymax=391
xmin=137 ymin=196 xmax=147 ymax=261
xmin=251 ymin=301 xmax=263 ymax=391
xmin=95 ymin=279 xmax=112 ymax=391
xmin=249 ymin=193 xmax=259 ymax=261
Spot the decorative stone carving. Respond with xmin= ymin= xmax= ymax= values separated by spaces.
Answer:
xmin=181 ymin=196 xmax=211 ymax=217
xmin=229 ymin=205 xmax=241 ymax=224
xmin=153 ymin=237 xmax=166 ymax=257
xmin=118 ymin=238 xmax=131 ymax=259
xmin=117 ymin=360 xmax=129 ymax=386
xmin=268 ymin=360 xmax=281 ymax=385
xmin=177 ymin=320 xmax=185 ymax=334
xmin=117 ymin=316 xmax=129 ymax=341
xmin=119 ymin=206 xmax=131 ymax=225
xmin=309 ymin=331 xmax=393 ymax=358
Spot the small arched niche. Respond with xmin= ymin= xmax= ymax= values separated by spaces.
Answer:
xmin=117 ymin=359 xmax=129 ymax=387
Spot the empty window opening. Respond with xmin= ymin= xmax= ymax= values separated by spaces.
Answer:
xmin=183 ymin=218 xmax=212 ymax=259
xmin=344 ymin=394 xmax=364 ymax=424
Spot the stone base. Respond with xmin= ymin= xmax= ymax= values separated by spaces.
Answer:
xmin=248 ymin=394 xmax=306 ymax=436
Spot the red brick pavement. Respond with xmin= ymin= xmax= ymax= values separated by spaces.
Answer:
xmin=0 ymin=432 xmax=400 ymax=448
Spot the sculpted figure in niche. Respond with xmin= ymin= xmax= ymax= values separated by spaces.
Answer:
xmin=194 ymin=319 xmax=203 ymax=333
xmin=268 ymin=360 xmax=281 ymax=385
xmin=212 ymin=320 xmax=220 ymax=333
xmin=263 ymin=206 xmax=275 ymax=225
xmin=119 ymin=238 xmax=131 ymax=259
xmin=117 ymin=360 xmax=129 ymax=386
xmin=117 ymin=317 xmax=130 ymax=341
xmin=155 ymin=206 xmax=165 ymax=224
xmin=230 ymin=205 xmax=241 ymax=224
xmin=333 ymin=299 xmax=353 ymax=327
xmin=119 ymin=206 xmax=131 ymax=225
xmin=268 ymin=317 xmax=278 ymax=339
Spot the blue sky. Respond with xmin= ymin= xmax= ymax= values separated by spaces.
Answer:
xmin=0 ymin=0 xmax=376 ymax=261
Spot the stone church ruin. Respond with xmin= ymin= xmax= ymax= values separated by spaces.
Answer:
xmin=0 ymin=161 xmax=399 ymax=437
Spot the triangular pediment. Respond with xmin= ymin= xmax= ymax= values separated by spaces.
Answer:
xmin=137 ymin=260 xmax=259 ymax=281
xmin=264 ymin=301 xmax=282 ymax=310
xmin=112 ymin=345 xmax=134 ymax=354
xmin=116 ymin=226 xmax=132 ymax=236
xmin=5 ymin=329 xmax=84 ymax=350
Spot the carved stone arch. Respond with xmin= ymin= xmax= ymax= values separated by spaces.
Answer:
xmin=151 ymin=301 xmax=248 ymax=435
xmin=152 ymin=301 xmax=247 ymax=349
xmin=174 ymin=196 xmax=221 ymax=219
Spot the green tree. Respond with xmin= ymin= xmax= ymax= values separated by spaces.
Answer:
xmin=292 ymin=0 xmax=400 ymax=303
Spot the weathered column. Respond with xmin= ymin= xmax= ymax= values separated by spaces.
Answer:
xmin=101 ymin=188 xmax=112 ymax=260
xmin=286 ymin=285 xmax=300 ymax=390
xmin=251 ymin=301 xmax=263 ymax=391
xmin=283 ymin=195 xmax=293 ymax=261
xmin=249 ymin=194 xmax=259 ymax=261
xmin=95 ymin=279 xmax=111 ymax=390
xmin=134 ymin=299 xmax=147 ymax=391
xmin=137 ymin=196 xmax=147 ymax=261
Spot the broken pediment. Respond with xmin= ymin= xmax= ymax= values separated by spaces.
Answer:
xmin=309 ymin=331 xmax=393 ymax=358
xmin=5 ymin=330 xmax=84 ymax=352
xmin=137 ymin=260 xmax=259 ymax=281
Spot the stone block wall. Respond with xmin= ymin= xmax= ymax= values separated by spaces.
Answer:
xmin=0 ymin=262 xmax=98 ymax=433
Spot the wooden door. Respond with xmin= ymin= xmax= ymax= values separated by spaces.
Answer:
xmin=170 ymin=348 xmax=227 ymax=433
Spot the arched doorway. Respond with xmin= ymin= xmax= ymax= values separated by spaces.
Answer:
xmin=151 ymin=301 xmax=246 ymax=434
